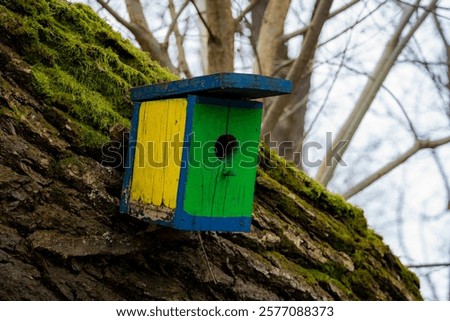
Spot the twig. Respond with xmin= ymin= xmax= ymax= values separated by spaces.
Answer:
xmin=163 ymin=0 xmax=190 ymax=47
xmin=316 ymin=0 xmax=436 ymax=186
xmin=96 ymin=0 xmax=134 ymax=30
xmin=408 ymin=263 xmax=450 ymax=268
xmin=235 ymin=0 xmax=261 ymax=26
xmin=197 ymin=232 xmax=217 ymax=285
xmin=282 ymin=0 xmax=361 ymax=42
xmin=431 ymin=150 xmax=450 ymax=210
xmin=319 ymin=1 xmax=388 ymax=47
xmin=167 ymin=0 xmax=192 ymax=78
xmin=190 ymin=0 xmax=216 ymax=39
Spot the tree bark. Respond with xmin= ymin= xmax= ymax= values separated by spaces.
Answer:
xmin=262 ymin=0 xmax=333 ymax=143
xmin=205 ymin=0 xmax=235 ymax=73
xmin=168 ymin=0 xmax=192 ymax=78
xmin=254 ymin=0 xmax=291 ymax=76
xmin=343 ymin=136 xmax=450 ymax=199
xmin=124 ymin=0 xmax=176 ymax=72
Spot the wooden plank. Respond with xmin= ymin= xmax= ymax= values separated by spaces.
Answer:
xmin=130 ymin=99 xmax=187 ymax=210
xmin=222 ymin=106 xmax=261 ymax=216
xmin=164 ymin=99 xmax=186 ymax=208
xmin=131 ymin=73 xmax=292 ymax=102
xmin=183 ymin=102 xmax=228 ymax=217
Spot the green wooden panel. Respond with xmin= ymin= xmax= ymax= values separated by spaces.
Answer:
xmin=183 ymin=102 xmax=262 ymax=218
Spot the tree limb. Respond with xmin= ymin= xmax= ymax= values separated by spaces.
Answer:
xmin=96 ymin=0 xmax=177 ymax=73
xmin=343 ymin=136 xmax=450 ymax=199
xmin=167 ymin=0 xmax=192 ymax=78
xmin=319 ymin=1 xmax=388 ymax=47
xmin=282 ymin=0 xmax=361 ymax=42
xmin=431 ymin=150 xmax=450 ymax=210
xmin=96 ymin=0 xmax=134 ymax=30
xmin=262 ymin=0 xmax=334 ymax=137
xmin=316 ymin=0 xmax=437 ymax=186
xmin=163 ymin=0 xmax=190 ymax=48
xmin=408 ymin=262 xmax=450 ymax=268
xmin=254 ymin=0 xmax=291 ymax=75
xmin=190 ymin=0 xmax=215 ymax=39
xmin=235 ymin=0 xmax=261 ymax=27
xmin=433 ymin=13 xmax=450 ymax=119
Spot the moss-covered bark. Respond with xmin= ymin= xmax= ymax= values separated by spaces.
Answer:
xmin=0 ymin=0 xmax=421 ymax=300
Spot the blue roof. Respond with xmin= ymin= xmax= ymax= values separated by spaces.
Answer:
xmin=131 ymin=73 xmax=292 ymax=102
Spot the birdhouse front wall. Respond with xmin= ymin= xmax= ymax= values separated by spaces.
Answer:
xmin=182 ymin=100 xmax=262 ymax=221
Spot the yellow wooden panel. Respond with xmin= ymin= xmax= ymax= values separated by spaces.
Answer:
xmin=130 ymin=99 xmax=187 ymax=209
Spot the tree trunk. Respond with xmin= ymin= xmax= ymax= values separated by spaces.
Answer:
xmin=205 ymin=0 xmax=235 ymax=73
xmin=124 ymin=0 xmax=177 ymax=72
xmin=0 ymin=0 xmax=423 ymax=301
xmin=250 ymin=0 xmax=269 ymax=46
xmin=262 ymin=0 xmax=333 ymax=142
xmin=254 ymin=0 xmax=291 ymax=76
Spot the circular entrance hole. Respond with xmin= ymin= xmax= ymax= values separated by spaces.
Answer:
xmin=215 ymin=134 xmax=238 ymax=159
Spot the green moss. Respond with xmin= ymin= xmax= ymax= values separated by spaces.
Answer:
xmin=266 ymin=251 xmax=355 ymax=299
xmin=0 ymin=0 xmax=175 ymax=147
xmin=257 ymin=169 xmax=359 ymax=254
xmin=256 ymin=146 xmax=422 ymax=300
xmin=259 ymin=145 xmax=367 ymax=235
xmin=348 ymin=269 xmax=378 ymax=300
xmin=50 ymin=156 xmax=84 ymax=176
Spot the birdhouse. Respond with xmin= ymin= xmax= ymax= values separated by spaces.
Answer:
xmin=120 ymin=73 xmax=292 ymax=232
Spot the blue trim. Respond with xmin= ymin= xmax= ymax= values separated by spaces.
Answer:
xmin=196 ymin=96 xmax=263 ymax=109
xmin=131 ymin=73 xmax=292 ymax=102
xmin=172 ymin=211 xmax=252 ymax=232
xmin=119 ymin=102 xmax=141 ymax=214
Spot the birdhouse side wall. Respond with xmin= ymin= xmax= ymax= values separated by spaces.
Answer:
xmin=127 ymin=98 xmax=188 ymax=221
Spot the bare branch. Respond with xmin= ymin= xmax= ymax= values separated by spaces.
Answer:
xmin=167 ymin=0 xmax=192 ymax=78
xmin=96 ymin=0 xmax=134 ymax=30
xmin=262 ymin=0 xmax=334 ymax=137
xmin=431 ymin=150 xmax=450 ymax=210
xmin=304 ymin=34 xmax=350 ymax=138
xmin=163 ymin=0 xmax=190 ymax=48
xmin=395 ymin=183 xmax=413 ymax=261
xmin=190 ymin=0 xmax=215 ymax=39
xmin=96 ymin=0 xmax=177 ymax=73
xmin=316 ymin=0 xmax=438 ymax=186
xmin=235 ymin=0 xmax=261 ymax=26
xmin=343 ymin=136 xmax=450 ymax=199
xmin=380 ymin=84 xmax=418 ymax=138
xmin=254 ymin=0 xmax=291 ymax=75
xmin=433 ymin=12 xmax=450 ymax=45
xmin=282 ymin=0 xmax=361 ymax=42
xmin=408 ymin=263 xmax=450 ymax=268
xmin=433 ymin=13 xmax=450 ymax=120
xmin=319 ymin=1 xmax=388 ymax=47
